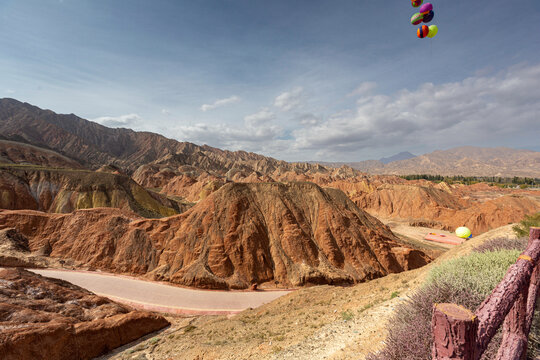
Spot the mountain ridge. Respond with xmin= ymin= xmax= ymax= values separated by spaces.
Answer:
xmin=312 ymin=146 xmax=540 ymax=177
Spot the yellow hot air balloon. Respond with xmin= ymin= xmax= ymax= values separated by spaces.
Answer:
xmin=456 ymin=226 xmax=472 ymax=239
xmin=427 ymin=25 xmax=438 ymax=38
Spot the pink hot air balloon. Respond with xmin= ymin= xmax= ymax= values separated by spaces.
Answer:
xmin=419 ymin=2 xmax=433 ymax=15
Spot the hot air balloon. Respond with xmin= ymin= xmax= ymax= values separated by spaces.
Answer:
xmin=417 ymin=25 xmax=429 ymax=38
xmin=419 ymin=2 xmax=433 ymax=15
xmin=427 ymin=25 xmax=438 ymax=38
xmin=412 ymin=0 xmax=423 ymax=7
xmin=422 ymin=10 xmax=434 ymax=23
xmin=411 ymin=12 xmax=424 ymax=25
xmin=455 ymin=227 xmax=472 ymax=239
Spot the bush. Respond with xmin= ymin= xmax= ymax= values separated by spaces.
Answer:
xmin=513 ymin=212 xmax=540 ymax=237
xmin=427 ymin=249 xmax=521 ymax=296
xmin=473 ymin=236 xmax=528 ymax=253
xmin=367 ymin=248 xmax=525 ymax=360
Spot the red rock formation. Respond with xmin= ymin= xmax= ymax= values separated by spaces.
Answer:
xmin=0 ymin=183 xmax=430 ymax=289
xmin=0 ymin=268 xmax=169 ymax=360
xmin=351 ymin=182 xmax=540 ymax=235
xmin=0 ymin=166 xmax=188 ymax=217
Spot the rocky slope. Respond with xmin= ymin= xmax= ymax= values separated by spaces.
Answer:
xmin=0 ymin=183 xmax=429 ymax=289
xmin=0 ymin=268 xmax=169 ymax=360
xmin=0 ymin=140 xmax=83 ymax=168
xmin=0 ymin=165 xmax=189 ymax=217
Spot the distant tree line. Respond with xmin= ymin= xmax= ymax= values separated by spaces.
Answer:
xmin=400 ymin=174 xmax=540 ymax=187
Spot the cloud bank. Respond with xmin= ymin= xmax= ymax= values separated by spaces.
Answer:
xmin=174 ymin=63 xmax=540 ymax=161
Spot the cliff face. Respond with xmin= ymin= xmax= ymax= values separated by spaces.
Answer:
xmin=0 ymin=166 xmax=189 ymax=218
xmin=0 ymin=268 xmax=169 ymax=360
xmin=0 ymin=183 xmax=429 ymax=289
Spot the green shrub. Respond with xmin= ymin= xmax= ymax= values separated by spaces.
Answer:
xmin=368 ymin=247 xmax=536 ymax=360
xmin=513 ymin=212 xmax=540 ymax=237
xmin=427 ymin=249 xmax=521 ymax=297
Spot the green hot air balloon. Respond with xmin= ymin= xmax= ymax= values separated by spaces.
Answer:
xmin=411 ymin=12 xmax=424 ymax=25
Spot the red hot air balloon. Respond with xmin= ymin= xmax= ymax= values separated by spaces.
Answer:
xmin=412 ymin=0 xmax=423 ymax=7
xmin=417 ymin=25 xmax=429 ymax=38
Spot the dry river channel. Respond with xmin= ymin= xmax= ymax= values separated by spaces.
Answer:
xmin=29 ymin=269 xmax=291 ymax=315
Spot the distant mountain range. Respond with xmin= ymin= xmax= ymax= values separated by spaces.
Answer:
xmin=379 ymin=151 xmax=416 ymax=164
xmin=1 ymin=98 xmax=539 ymax=178
xmin=315 ymin=147 xmax=540 ymax=178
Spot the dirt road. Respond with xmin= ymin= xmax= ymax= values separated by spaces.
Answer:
xmin=29 ymin=269 xmax=291 ymax=315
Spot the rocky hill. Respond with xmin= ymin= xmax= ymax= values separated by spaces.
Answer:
xmin=0 ymin=183 xmax=429 ymax=289
xmin=136 ymin=165 xmax=539 ymax=236
xmin=0 ymin=140 xmax=83 ymax=169
xmin=0 ymin=268 xmax=169 ymax=360
xmin=0 ymin=165 xmax=189 ymax=217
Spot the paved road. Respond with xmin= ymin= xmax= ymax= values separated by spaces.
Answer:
xmin=29 ymin=269 xmax=291 ymax=314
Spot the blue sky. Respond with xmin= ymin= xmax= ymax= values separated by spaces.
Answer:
xmin=1 ymin=0 xmax=540 ymax=161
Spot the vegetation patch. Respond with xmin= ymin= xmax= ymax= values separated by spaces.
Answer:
xmin=513 ymin=212 xmax=540 ymax=237
xmin=367 ymin=239 xmax=540 ymax=360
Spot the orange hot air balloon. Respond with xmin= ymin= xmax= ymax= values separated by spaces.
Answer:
xmin=417 ymin=25 xmax=429 ymax=38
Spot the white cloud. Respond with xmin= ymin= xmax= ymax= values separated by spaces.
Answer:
xmin=175 ymin=108 xmax=282 ymax=153
xmin=347 ymin=82 xmax=377 ymax=97
xmin=92 ymin=113 xmax=142 ymax=128
xmin=244 ymin=108 xmax=275 ymax=127
xmin=294 ymin=113 xmax=321 ymax=126
xmin=171 ymin=63 xmax=540 ymax=161
xmin=274 ymin=87 xmax=304 ymax=112
xmin=200 ymin=95 xmax=240 ymax=112
xmin=161 ymin=109 xmax=170 ymax=115
xmin=5 ymin=89 xmax=15 ymax=94
xmin=293 ymin=63 xmax=540 ymax=158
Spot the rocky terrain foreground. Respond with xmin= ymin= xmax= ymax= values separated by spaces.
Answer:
xmin=102 ymin=224 xmax=516 ymax=360
xmin=0 ymin=268 xmax=169 ymax=360
xmin=0 ymin=182 xmax=429 ymax=289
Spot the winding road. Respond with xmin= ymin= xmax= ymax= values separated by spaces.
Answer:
xmin=29 ymin=269 xmax=291 ymax=315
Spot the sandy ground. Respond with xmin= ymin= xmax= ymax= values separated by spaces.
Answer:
xmin=29 ymin=269 xmax=290 ymax=315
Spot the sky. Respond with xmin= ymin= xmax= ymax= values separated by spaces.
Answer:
xmin=1 ymin=0 xmax=540 ymax=161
